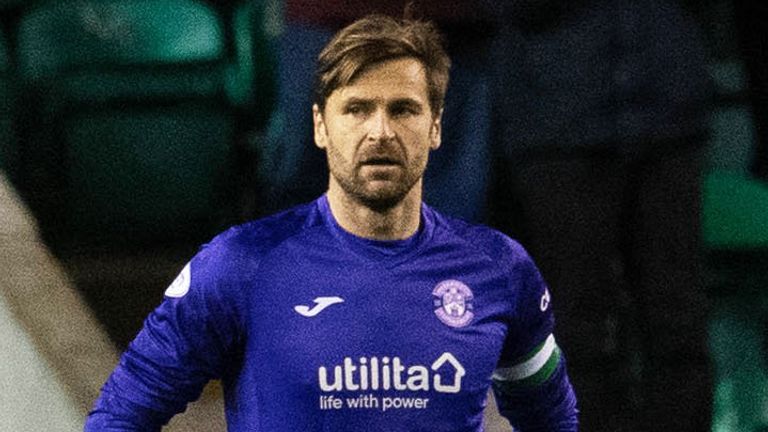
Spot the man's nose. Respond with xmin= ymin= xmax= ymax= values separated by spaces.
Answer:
xmin=367 ymin=110 xmax=395 ymax=141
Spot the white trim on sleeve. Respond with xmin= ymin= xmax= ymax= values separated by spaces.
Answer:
xmin=492 ymin=334 xmax=557 ymax=382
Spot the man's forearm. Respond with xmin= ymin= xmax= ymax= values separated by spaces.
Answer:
xmin=493 ymin=357 xmax=579 ymax=431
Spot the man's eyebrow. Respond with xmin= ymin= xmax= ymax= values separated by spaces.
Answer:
xmin=389 ymin=98 xmax=424 ymax=108
xmin=341 ymin=97 xmax=374 ymax=106
xmin=340 ymin=96 xmax=425 ymax=106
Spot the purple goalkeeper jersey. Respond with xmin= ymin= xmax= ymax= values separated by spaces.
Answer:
xmin=86 ymin=195 xmax=578 ymax=431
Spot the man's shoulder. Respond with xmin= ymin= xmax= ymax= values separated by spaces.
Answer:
xmin=201 ymin=200 xmax=324 ymax=261
xmin=428 ymin=207 xmax=528 ymax=264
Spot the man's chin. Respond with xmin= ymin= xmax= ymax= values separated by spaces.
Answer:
xmin=356 ymin=190 xmax=405 ymax=212
xmin=350 ymin=182 xmax=413 ymax=212
xmin=332 ymin=172 xmax=419 ymax=212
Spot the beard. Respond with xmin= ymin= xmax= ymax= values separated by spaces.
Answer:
xmin=326 ymin=141 xmax=427 ymax=212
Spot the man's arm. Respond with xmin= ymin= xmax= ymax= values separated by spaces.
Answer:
xmin=492 ymin=336 xmax=578 ymax=431
xmin=85 ymin=243 xmax=246 ymax=431
xmin=493 ymin=244 xmax=578 ymax=431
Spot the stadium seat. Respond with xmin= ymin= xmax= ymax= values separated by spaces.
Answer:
xmin=18 ymin=0 xmax=225 ymax=78
xmin=223 ymin=0 xmax=276 ymax=126
xmin=703 ymin=171 xmax=768 ymax=249
xmin=703 ymin=50 xmax=768 ymax=431
xmin=703 ymin=59 xmax=768 ymax=251
xmin=15 ymin=0 xmax=249 ymax=247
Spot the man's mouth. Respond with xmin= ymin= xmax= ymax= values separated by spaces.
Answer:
xmin=360 ymin=157 xmax=401 ymax=166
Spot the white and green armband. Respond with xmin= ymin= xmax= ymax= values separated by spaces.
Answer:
xmin=492 ymin=334 xmax=561 ymax=388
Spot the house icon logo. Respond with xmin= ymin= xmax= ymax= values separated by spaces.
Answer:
xmin=430 ymin=352 xmax=466 ymax=393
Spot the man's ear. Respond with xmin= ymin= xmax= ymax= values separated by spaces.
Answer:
xmin=313 ymin=104 xmax=327 ymax=149
xmin=429 ymin=109 xmax=443 ymax=150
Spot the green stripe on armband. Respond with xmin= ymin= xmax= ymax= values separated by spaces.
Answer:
xmin=492 ymin=334 xmax=561 ymax=388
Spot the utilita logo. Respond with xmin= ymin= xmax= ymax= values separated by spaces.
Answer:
xmin=318 ymin=352 xmax=465 ymax=394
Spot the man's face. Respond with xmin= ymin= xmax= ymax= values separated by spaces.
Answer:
xmin=313 ymin=57 xmax=442 ymax=210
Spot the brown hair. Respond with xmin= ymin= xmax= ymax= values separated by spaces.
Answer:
xmin=313 ymin=14 xmax=450 ymax=116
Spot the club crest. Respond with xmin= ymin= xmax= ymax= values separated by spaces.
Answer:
xmin=433 ymin=280 xmax=474 ymax=328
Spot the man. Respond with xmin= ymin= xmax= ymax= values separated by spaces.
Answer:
xmin=85 ymin=15 xmax=578 ymax=431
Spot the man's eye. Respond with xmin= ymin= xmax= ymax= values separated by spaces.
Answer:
xmin=391 ymin=105 xmax=419 ymax=117
xmin=345 ymin=105 xmax=367 ymax=115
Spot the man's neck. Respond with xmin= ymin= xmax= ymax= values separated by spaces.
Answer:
xmin=326 ymin=183 xmax=422 ymax=241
